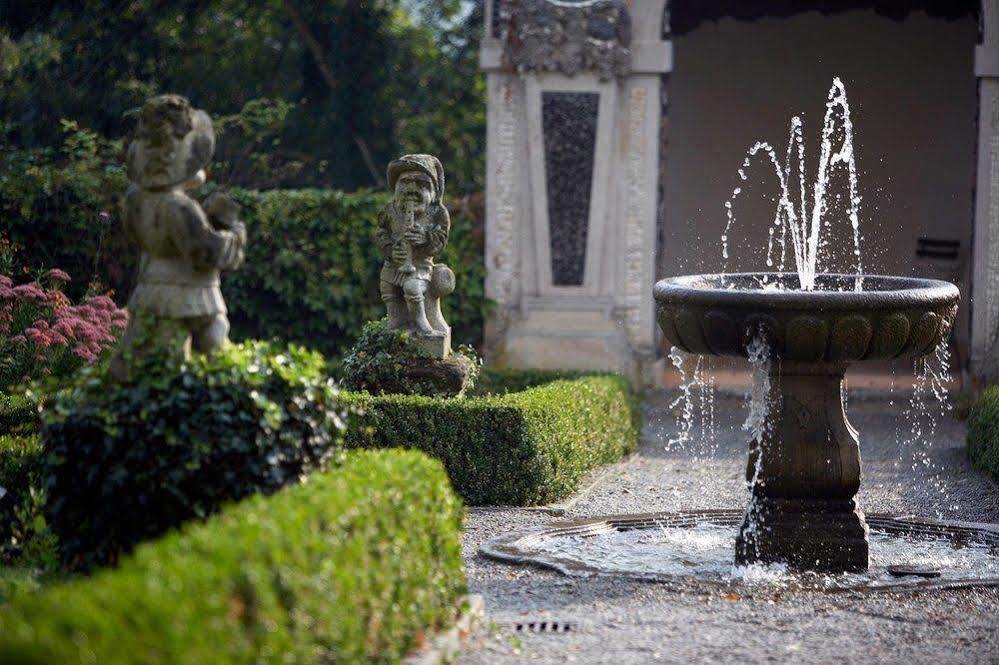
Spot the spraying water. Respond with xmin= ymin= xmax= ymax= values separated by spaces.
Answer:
xmin=723 ymin=77 xmax=863 ymax=290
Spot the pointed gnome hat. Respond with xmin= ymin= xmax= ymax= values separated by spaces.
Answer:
xmin=387 ymin=154 xmax=445 ymax=204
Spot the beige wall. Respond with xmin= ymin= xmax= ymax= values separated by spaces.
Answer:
xmin=662 ymin=10 xmax=978 ymax=343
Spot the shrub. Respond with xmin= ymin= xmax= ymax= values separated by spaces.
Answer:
xmin=342 ymin=374 xmax=639 ymax=505
xmin=0 ymin=271 xmax=127 ymax=391
xmin=341 ymin=319 xmax=480 ymax=397
xmin=0 ymin=393 xmax=36 ymax=435
xmin=968 ymin=385 xmax=999 ymax=481
xmin=0 ymin=123 xmax=130 ymax=300
xmin=41 ymin=341 xmax=351 ymax=570
xmin=0 ymin=434 xmax=43 ymax=557
xmin=223 ymin=188 xmax=487 ymax=358
xmin=0 ymin=449 xmax=467 ymax=664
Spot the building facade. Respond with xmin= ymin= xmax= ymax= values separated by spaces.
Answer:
xmin=481 ymin=0 xmax=996 ymax=385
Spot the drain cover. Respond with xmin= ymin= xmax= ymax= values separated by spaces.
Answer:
xmin=886 ymin=565 xmax=942 ymax=579
xmin=513 ymin=620 xmax=577 ymax=634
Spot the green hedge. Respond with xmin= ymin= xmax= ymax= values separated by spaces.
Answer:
xmin=0 ymin=394 xmax=36 ymax=437
xmin=41 ymin=341 xmax=351 ymax=570
xmin=223 ymin=189 xmax=486 ymax=359
xmin=0 ymin=434 xmax=43 ymax=551
xmin=4 ymin=180 xmax=486 ymax=360
xmin=471 ymin=367 xmax=592 ymax=396
xmin=343 ymin=374 xmax=639 ymax=505
xmin=968 ymin=385 xmax=999 ymax=481
xmin=0 ymin=449 xmax=466 ymax=664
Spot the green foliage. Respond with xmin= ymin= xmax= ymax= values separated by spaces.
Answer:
xmin=41 ymin=341 xmax=352 ymax=570
xmin=968 ymin=385 xmax=999 ymax=481
xmin=224 ymin=188 xmax=487 ymax=358
xmin=0 ymin=449 xmax=467 ymax=664
xmin=1 ymin=161 xmax=486 ymax=356
xmin=0 ymin=393 xmax=36 ymax=435
xmin=0 ymin=434 xmax=43 ymax=558
xmin=341 ymin=319 xmax=479 ymax=397
xmin=210 ymin=97 xmax=307 ymax=189
xmin=342 ymin=374 xmax=640 ymax=505
xmin=0 ymin=122 xmax=128 ymax=298
xmin=1 ymin=0 xmax=485 ymax=192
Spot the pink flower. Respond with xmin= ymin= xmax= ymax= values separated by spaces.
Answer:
xmin=45 ymin=268 xmax=71 ymax=283
xmin=99 ymin=211 xmax=110 ymax=221
xmin=12 ymin=283 xmax=46 ymax=301
xmin=0 ymin=275 xmax=12 ymax=287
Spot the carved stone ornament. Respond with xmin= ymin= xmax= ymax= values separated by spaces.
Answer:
xmin=112 ymin=94 xmax=247 ymax=377
xmin=500 ymin=0 xmax=632 ymax=81
xmin=376 ymin=154 xmax=455 ymax=358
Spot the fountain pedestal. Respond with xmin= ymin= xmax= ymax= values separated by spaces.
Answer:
xmin=736 ymin=362 xmax=869 ymax=572
xmin=654 ymin=273 xmax=959 ymax=575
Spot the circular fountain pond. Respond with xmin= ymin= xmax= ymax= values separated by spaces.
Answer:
xmin=479 ymin=271 xmax=999 ymax=589
xmin=481 ymin=511 xmax=999 ymax=592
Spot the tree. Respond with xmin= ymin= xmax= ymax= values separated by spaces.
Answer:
xmin=0 ymin=0 xmax=485 ymax=192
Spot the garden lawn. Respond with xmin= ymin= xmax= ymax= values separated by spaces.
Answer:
xmin=342 ymin=370 xmax=640 ymax=505
xmin=0 ymin=448 xmax=465 ymax=664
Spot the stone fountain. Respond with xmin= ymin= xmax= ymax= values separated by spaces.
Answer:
xmin=480 ymin=79 xmax=997 ymax=588
xmin=654 ymin=272 xmax=959 ymax=572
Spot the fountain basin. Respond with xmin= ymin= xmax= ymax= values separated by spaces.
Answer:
xmin=654 ymin=273 xmax=960 ymax=573
xmin=654 ymin=273 xmax=959 ymax=363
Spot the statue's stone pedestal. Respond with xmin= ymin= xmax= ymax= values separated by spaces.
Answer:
xmin=412 ymin=329 xmax=451 ymax=360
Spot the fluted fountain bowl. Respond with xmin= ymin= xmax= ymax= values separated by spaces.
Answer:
xmin=654 ymin=273 xmax=959 ymax=363
xmin=654 ymin=273 xmax=960 ymax=573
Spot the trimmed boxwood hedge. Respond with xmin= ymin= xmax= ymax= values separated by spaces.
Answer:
xmin=471 ymin=367 xmax=591 ymax=396
xmin=0 ymin=449 xmax=466 ymax=664
xmin=40 ymin=342 xmax=351 ymax=570
xmin=968 ymin=385 xmax=999 ymax=481
xmin=223 ymin=189 xmax=487 ymax=359
xmin=343 ymin=374 xmax=639 ymax=505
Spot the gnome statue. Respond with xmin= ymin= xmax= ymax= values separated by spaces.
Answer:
xmin=375 ymin=154 xmax=455 ymax=358
xmin=112 ymin=94 xmax=246 ymax=377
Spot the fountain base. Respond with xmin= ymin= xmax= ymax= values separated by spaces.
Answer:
xmin=735 ymin=498 xmax=870 ymax=573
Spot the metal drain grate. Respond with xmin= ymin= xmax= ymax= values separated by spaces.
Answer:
xmin=512 ymin=620 xmax=577 ymax=634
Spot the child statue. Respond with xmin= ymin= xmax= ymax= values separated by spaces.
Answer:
xmin=375 ymin=154 xmax=455 ymax=358
xmin=112 ymin=94 xmax=246 ymax=377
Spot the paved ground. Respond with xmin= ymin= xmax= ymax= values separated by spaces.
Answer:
xmin=458 ymin=392 xmax=999 ymax=664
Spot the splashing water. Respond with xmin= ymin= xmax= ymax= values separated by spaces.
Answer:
xmin=723 ymin=77 xmax=863 ymax=290
xmin=901 ymin=339 xmax=957 ymax=516
xmin=667 ymin=347 xmax=717 ymax=455
xmin=742 ymin=333 xmax=772 ymax=448
xmin=741 ymin=332 xmax=772 ymax=558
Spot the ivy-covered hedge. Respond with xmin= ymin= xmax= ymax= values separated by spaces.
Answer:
xmin=3 ymin=177 xmax=486 ymax=360
xmin=222 ymin=188 xmax=486 ymax=359
xmin=40 ymin=342 xmax=351 ymax=570
xmin=968 ymin=385 xmax=999 ymax=481
xmin=342 ymin=374 xmax=639 ymax=505
xmin=0 ymin=449 xmax=466 ymax=664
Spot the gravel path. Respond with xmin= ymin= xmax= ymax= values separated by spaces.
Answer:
xmin=458 ymin=392 xmax=999 ymax=664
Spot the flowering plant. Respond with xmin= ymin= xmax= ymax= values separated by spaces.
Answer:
xmin=0 ymin=269 xmax=128 ymax=389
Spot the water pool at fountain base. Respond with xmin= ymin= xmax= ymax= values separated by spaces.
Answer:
xmin=481 ymin=510 xmax=999 ymax=592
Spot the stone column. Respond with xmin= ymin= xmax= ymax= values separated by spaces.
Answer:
xmin=972 ymin=0 xmax=999 ymax=382
xmin=480 ymin=0 xmax=671 ymax=385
